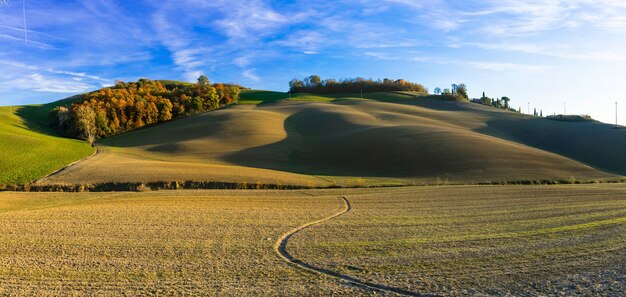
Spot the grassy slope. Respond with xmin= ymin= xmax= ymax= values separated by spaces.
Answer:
xmin=38 ymin=91 xmax=621 ymax=186
xmin=0 ymin=98 xmax=94 ymax=185
xmin=0 ymin=185 xmax=624 ymax=295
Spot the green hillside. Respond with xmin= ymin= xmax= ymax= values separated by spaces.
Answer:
xmin=0 ymin=98 xmax=94 ymax=185
xmin=38 ymin=92 xmax=622 ymax=187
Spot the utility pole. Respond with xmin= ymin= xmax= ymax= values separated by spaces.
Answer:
xmin=527 ymin=102 xmax=530 ymax=114
xmin=564 ymin=102 xmax=567 ymax=115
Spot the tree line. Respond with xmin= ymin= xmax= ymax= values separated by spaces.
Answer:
xmin=433 ymin=84 xmax=469 ymax=101
xmin=469 ymin=92 xmax=514 ymax=111
xmin=50 ymin=76 xmax=241 ymax=144
xmin=289 ymin=75 xmax=427 ymax=94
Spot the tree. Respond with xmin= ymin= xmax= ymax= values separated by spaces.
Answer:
xmin=74 ymin=105 xmax=97 ymax=145
xmin=434 ymin=87 xmax=441 ymax=95
xmin=456 ymin=83 xmax=468 ymax=99
xmin=228 ymin=85 xmax=240 ymax=104
xmin=57 ymin=78 xmax=241 ymax=140
xmin=157 ymin=99 xmax=173 ymax=121
xmin=534 ymin=108 xmax=538 ymax=116
xmin=197 ymin=75 xmax=210 ymax=86
xmin=306 ymin=75 xmax=322 ymax=87
xmin=501 ymin=96 xmax=510 ymax=109
xmin=290 ymin=76 xmax=427 ymax=94
xmin=49 ymin=106 xmax=71 ymax=128
xmin=191 ymin=96 xmax=203 ymax=113
xmin=289 ymin=79 xmax=304 ymax=91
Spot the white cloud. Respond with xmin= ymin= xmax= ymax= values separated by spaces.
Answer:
xmin=47 ymin=69 xmax=108 ymax=82
xmin=242 ymin=69 xmax=260 ymax=82
xmin=386 ymin=0 xmax=626 ymax=35
xmin=365 ymin=52 xmax=397 ymax=60
xmin=0 ymin=59 xmax=110 ymax=96
xmin=184 ymin=71 xmax=204 ymax=83
xmin=233 ymin=56 xmax=251 ymax=67
xmin=7 ymin=73 xmax=93 ymax=93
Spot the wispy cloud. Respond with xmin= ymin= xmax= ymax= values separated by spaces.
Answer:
xmin=365 ymin=52 xmax=398 ymax=61
xmin=3 ymin=73 xmax=93 ymax=93
xmin=0 ymin=59 xmax=111 ymax=82
xmin=242 ymin=69 xmax=260 ymax=82
xmin=0 ymin=0 xmax=625 ymax=126
xmin=386 ymin=0 xmax=626 ymax=35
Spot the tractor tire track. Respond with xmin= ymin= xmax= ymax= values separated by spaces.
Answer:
xmin=274 ymin=196 xmax=430 ymax=296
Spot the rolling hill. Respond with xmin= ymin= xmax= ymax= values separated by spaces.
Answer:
xmin=35 ymin=91 xmax=624 ymax=187
xmin=0 ymin=97 xmax=94 ymax=186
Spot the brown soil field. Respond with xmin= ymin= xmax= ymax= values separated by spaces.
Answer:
xmin=36 ymin=94 xmax=623 ymax=187
xmin=0 ymin=184 xmax=624 ymax=295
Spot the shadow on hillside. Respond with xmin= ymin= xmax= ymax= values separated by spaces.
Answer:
xmin=476 ymin=117 xmax=626 ymax=176
xmin=14 ymin=95 xmax=83 ymax=137
xmin=223 ymin=107 xmax=389 ymax=178
xmin=100 ymin=105 xmax=245 ymax=147
xmin=223 ymin=107 xmax=448 ymax=179
xmin=14 ymin=104 xmax=58 ymax=136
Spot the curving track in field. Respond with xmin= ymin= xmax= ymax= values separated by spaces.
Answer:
xmin=274 ymin=196 xmax=431 ymax=296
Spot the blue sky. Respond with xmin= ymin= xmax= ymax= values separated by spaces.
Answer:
xmin=1 ymin=0 xmax=626 ymax=124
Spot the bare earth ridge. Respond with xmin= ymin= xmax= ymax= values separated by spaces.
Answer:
xmin=36 ymin=96 xmax=622 ymax=187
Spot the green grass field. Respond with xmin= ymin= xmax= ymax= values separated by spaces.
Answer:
xmin=0 ymin=185 xmax=624 ymax=295
xmin=0 ymin=101 xmax=94 ymax=185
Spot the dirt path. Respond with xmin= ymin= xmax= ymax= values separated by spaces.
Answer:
xmin=274 ymin=196 xmax=430 ymax=296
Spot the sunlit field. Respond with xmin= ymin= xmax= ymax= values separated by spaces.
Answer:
xmin=1 ymin=185 xmax=624 ymax=295
xmin=0 ymin=104 xmax=93 ymax=185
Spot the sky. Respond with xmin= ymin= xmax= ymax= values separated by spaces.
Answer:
xmin=1 ymin=0 xmax=626 ymax=125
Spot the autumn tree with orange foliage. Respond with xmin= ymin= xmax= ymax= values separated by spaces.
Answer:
xmin=50 ymin=76 xmax=241 ymax=141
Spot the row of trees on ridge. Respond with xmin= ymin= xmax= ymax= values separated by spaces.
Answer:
xmin=470 ymin=92 xmax=514 ymax=111
xmin=289 ymin=75 xmax=428 ymax=94
xmin=433 ymin=84 xmax=469 ymax=101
